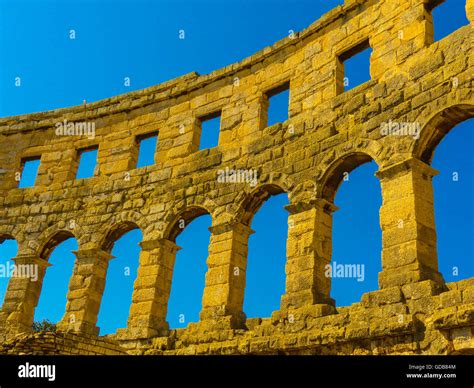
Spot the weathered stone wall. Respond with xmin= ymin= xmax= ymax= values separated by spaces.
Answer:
xmin=118 ymin=280 xmax=474 ymax=355
xmin=0 ymin=332 xmax=126 ymax=355
xmin=0 ymin=0 xmax=473 ymax=355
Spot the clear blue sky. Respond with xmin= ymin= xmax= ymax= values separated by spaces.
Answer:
xmin=0 ymin=0 xmax=472 ymax=335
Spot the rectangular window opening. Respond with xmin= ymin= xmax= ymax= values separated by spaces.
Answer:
xmin=337 ymin=40 xmax=372 ymax=94
xmin=425 ymin=0 xmax=469 ymax=43
xmin=18 ymin=157 xmax=41 ymax=188
xmin=198 ymin=111 xmax=221 ymax=150
xmin=136 ymin=132 xmax=158 ymax=168
xmin=265 ymin=82 xmax=290 ymax=128
xmin=76 ymin=147 xmax=98 ymax=179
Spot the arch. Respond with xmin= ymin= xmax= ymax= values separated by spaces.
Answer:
xmin=97 ymin=225 xmax=143 ymax=335
xmin=0 ymin=225 xmax=23 ymax=252
xmin=0 ymin=233 xmax=15 ymax=245
xmin=166 ymin=211 xmax=212 ymax=328
xmin=240 ymin=184 xmax=285 ymax=226
xmin=431 ymin=117 xmax=474 ymax=282
xmin=216 ymin=180 xmax=291 ymax=320
xmin=34 ymin=235 xmax=78 ymax=324
xmin=317 ymin=151 xmax=378 ymax=203
xmin=98 ymin=211 xmax=148 ymax=252
xmin=35 ymin=221 xmax=83 ymax=260
xmin=311 ymin=149 xmax=383 ymax=306
xmin=228 ymin=171 xmax=294 ymax=224
xmin=243 ymin=191 xmax=289 ymax=318
xmin=414 ymin=104 xmax=474 ymax=164
xmin=40 ymin=230 xmax=76 ymax=261
xmin=233 ymin=183 xmax=288 ymax=227
xmin=164 ymin=205 xmax=212 ymax=242
xmin=330 ymin=159 xmax=382 ymax=306
xmin=101 ymin=221 xmax=141 ymax=252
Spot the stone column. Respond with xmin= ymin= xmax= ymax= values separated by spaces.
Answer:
xmin=57 ymin=248 xmax=113 ymax=335
xmin=376 ymin=158 xmax=445 ymax=289
xmin=2 ymin=254 xmax=50 ymax=337
xmin=200 ymin=222 xmax=254 ymax=329
xmin=123 ymin=238 xmax=180 ymax=338
xmin=281 ymin=199 xmax=337 ymax=311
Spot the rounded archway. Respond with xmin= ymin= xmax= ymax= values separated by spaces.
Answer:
xmin=430 ymin=116 xmax=474 ymax=282
xmin=34 ymin=230 xmax=77 ymax=326
xmin=238 ymin=184 xmax=286 ymax=226
xmin=165 ymin=206 xmax=211 ymax=243
xmin=413 ymin=106 xmax=474 ymax=284
xmin=166 ymin=207 xmax=212 ymax=328
xmin=97 ymin=222 xmax=143 ymax=335
xmin=415 ymin=104 xmax=474 ymax=164
xmin=239 ymin=185 xmax=289 ymax=319
xmin=319 ymin=152 xmax=382 ymax=307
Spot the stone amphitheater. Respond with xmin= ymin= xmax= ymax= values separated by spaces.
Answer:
xmin=0 ymin=0 xmax=473 ymax=355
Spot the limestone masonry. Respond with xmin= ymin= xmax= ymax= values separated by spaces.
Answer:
xmin=0 ymin=0 xmax=473 ymax=355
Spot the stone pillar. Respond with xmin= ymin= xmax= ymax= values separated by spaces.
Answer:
xmin=2 ymin=254 xmax=50 ymax=337
xmin=376 ymin=158 xmax=445 ymax=289
xmin=57 ymin=248 xmax=113 ymax=335
xmin=335 ymin=56 xmax=345 ymax=95
xmin=258 ymin=94 xmax=270 ymax=130
xmin=281 ymin=199 xmax=337 ymax=311
xmin=200 ymin=222 xmax=254 ymax=329
xmin=124 ymin=238 xmax=180 ymax=338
